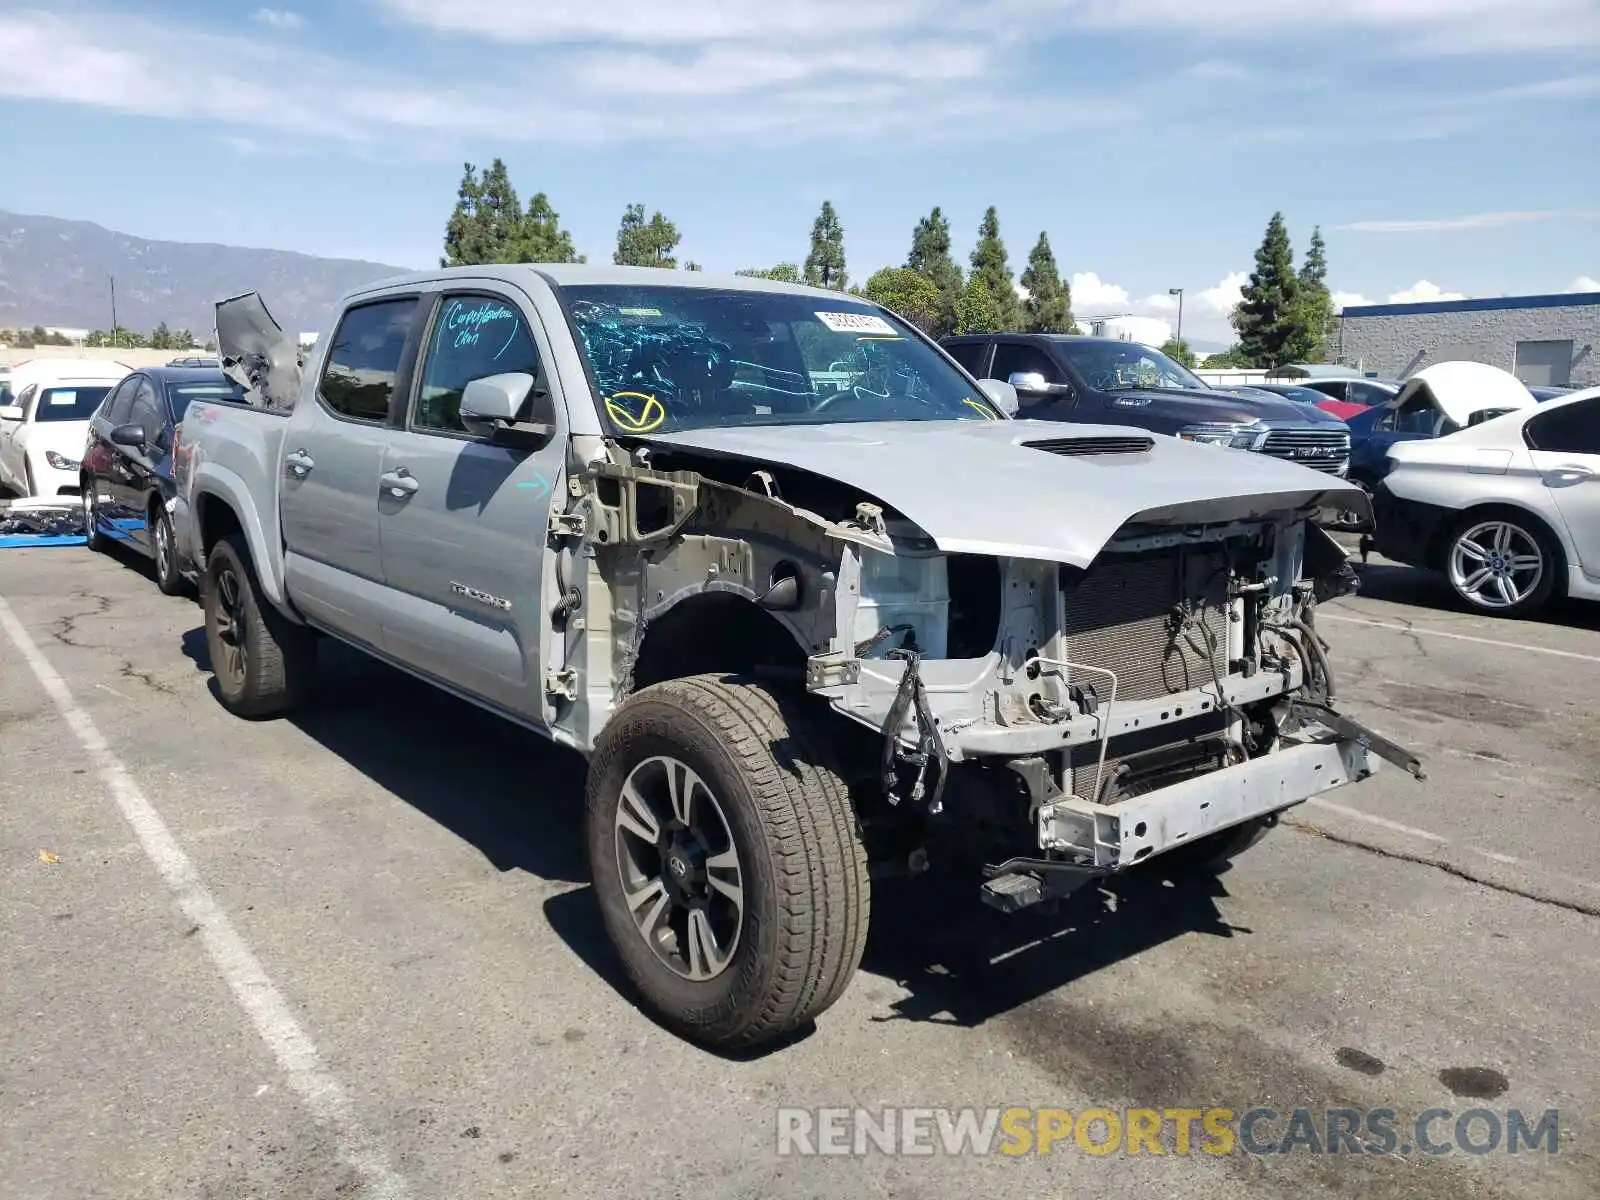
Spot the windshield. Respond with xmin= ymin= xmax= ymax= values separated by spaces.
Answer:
xmin=560 ymin=285 xmax=1002 ymax=434
xmin=166 ymin=379 xmax=245 ymax=421
xmin=1056 ymin=341 xmax=1206 ymax=392
xmin=34 ymin=386 xmax=110 ymax=422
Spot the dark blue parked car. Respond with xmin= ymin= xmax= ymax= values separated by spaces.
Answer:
xmin=80 ymin=366 xmax=243 ymax=593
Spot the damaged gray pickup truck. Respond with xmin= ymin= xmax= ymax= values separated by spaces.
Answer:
xmin=175 ymin=265 xmax=1422 ymax=1049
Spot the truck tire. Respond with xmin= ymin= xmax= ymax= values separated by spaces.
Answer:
xmin=202 ymin=533 xmax=316 ymax=718
xmin=1157 ymin=815 xmax=1274 ymax=875
xmin=585 ymin=674 xmax=870 ymax=1050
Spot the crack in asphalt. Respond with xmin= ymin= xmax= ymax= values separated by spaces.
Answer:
xmin=1290 ymin=822 xmax=1600 ymax=919
xmin=118 ymin=660 xmax=177 ymax=696
xmin=50 ymin=593 xmax=114 ymax=648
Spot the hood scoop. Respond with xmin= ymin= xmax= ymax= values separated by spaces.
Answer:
xmin=1022 ymin=434 xmax=1155 ymax=457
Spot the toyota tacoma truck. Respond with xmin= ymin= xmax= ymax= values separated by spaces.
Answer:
xmin=176 ymin=266 xmax=1422 ymax=1050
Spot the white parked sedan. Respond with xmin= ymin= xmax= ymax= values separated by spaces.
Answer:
xmin=1365 ymin=384 xmax=1600 ymax=617
xmin=0 ymin=360 xmax=130 ymax=497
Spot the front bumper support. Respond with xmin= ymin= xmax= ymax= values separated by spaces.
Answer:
xmin=1038 ymin=737 xmax=1376 ymax=869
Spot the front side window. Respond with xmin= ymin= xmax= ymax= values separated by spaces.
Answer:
xmin=34 ymin=385 xmax=112 ymax=422
xmin=990 ymin=343 xmax=1059 ymax=383
xmin=1525 ymin=398 xmax=1600 ymax=455
xmin=1053 ymin=341 xmax=1204 ymax=393
xmin=561 ymin=285 xmax=1002 ymax=435
xmin=414 ymin=294 xmax=543 ymax=434
xmin=319 ymin=297 xmax=419 ymax=422
xmin=103 ymin=377 xmax=139 ymax=423
xmin=127 ymin=380 xmax=163 ymax=435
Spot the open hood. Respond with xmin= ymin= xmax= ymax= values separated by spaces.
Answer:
xmin=214 ymin=292 xmax=302 ymax=410
xmin=1393 ymin=361 xmax=1536 ymax=427
xmin=643 ymin=419 xmax=1367 ymax=568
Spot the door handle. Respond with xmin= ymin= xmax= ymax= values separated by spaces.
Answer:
xmin=379 ymin=468 xmax=419 ymax=498
xmin=1552 ymin=463 xmax=1595 ymax=479
xmin=284 ymin=449 xmax=315 ymax=477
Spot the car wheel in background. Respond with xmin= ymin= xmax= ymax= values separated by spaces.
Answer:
xmin=151 ymin=507 xmax=185 ymax=596
xmin=83 ymin=484 xmax=109 ymax=552
xmin=1445 ymin=510 xmax=1560 ymax=618
xmin=202 ymin=533 xmax=317 ymax=718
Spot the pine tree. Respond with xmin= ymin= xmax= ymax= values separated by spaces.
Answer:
xmin=1294 ymin=225 xmax=1336 ymax=362
xmin=906 ymin=207 xmax=963 ymax=336
xmin=954 ymin=275 xmax=1001 ymax=334
xmin=1232 ymin=212 xmax=1303 ymax=368
xmin=804 ymin=201 xmax=847 ymax=290
xmin=441 ymin=163 xmax=491 ymax=267
xmin=517 ymin=191 xmax=583 ymax=263
xmin=613 ymin=204 xmax=680 ymax=268
xmin=969 ymin=207 xmax=1022 ymax=330
xmin=1020 ymin=232 xmax=1076 ymax=333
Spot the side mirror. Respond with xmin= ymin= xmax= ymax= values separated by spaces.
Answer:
xmin=460 ymin=372 xmax=556 ymax=446
xmin=1006 ymin=371 xmax=1073 ymax=404
xmin=110 ymin=423 xmax=147 ymax=448
xmin=977 ymin=378 xmax=1019 ymax=417
xmin=0 ymin=405 xmax=22 ymax=422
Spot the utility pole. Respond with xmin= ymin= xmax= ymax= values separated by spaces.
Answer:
xmin=1169 ymin=287 xmax=1184 ymax=352
xmin=109 ymin=275 xmax=119 ymax=345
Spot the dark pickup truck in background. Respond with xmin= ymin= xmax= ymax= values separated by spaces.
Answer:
xmin=941 ymin=333 xmax=1352 ymax=477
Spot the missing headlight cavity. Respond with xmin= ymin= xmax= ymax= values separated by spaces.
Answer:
xmin=946 ymin=554 xmax=1002 ymax=659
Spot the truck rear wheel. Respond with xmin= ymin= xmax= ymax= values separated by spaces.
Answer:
xmin=203 ymin=533 xmax=316 ymax=718
xmin=585 ymin=674 xmax=870 ymax=1050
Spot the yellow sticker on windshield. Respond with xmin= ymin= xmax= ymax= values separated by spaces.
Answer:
xmin=962 ymin=397 xmax=1001 ymax=420
xmin=606 ymin=390 xmax=667 ymax=434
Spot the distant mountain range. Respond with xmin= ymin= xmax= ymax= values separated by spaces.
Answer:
xmin=0 ymin=211 xmax=412 ymax=338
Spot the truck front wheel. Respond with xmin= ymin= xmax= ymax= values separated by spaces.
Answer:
xmin=585 ymin=675 xmax=870 ymax=1050
xmin=203 ymin=533 xmax=316 ymax=718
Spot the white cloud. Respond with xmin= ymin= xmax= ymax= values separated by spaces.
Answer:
xmin=0 ymin=8 xmax=1133 ymax=148
xmin=1338 ymin=211 xmax=1562 ymax=233
xmin=1197 ymin=271 xmax=1247 ymax=316
xmin=1387 ymin=280 xmax=1468 ymax=303
xmin=1332 ymin=290 xmax=1373 ymax=310
xmin=1566 ymin=276 xmax=1600 ymax=292
xmin=1094 ymin=316 xmax=1173 ymax=349
xmin=1065 ymin=0 xmax=1600 ymax=54
xmin=1070 ymin=273 xmax=1130 ymax=310
xmin=252 ymin=8 xmax=304 ymax=29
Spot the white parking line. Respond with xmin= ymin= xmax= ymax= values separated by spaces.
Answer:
xmin=1304 ymin=797 xmax=1446 ymax=841
xmin=1321 ymin=613 xmax=1600 ymax=664
xmin=0 ymin=596 xmax=408 ymax=1200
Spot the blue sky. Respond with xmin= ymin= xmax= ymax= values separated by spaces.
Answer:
xmin=1 ymin=0 xmax=1597 ymax=346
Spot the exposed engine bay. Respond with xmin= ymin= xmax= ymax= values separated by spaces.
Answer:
xmin=549 ymin=425 xmax=1423 ymax=913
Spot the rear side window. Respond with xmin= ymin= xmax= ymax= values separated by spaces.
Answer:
xmin=413 ymin=294 xmax=543 ymax=435
xmin=318 ymin=297 xmax=419 ymax=422
xmin=1524 ymin=398 xmax=1600 ymax=455
xmin=944 ymin=342 xmax=990 ymax=376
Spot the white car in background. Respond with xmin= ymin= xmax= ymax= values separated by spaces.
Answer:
xmin=0 ymin=359 xmax=131 ymax=497
xmin=1367 ymin=383 xmax=1600 ymax=618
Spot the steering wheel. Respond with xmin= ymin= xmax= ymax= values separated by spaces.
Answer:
xmin=1086 ymin=369 xmax=1119 ymax=391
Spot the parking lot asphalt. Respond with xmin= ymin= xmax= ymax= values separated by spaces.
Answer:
xmin=2 ymin=543 xmax=1596 ymax=1199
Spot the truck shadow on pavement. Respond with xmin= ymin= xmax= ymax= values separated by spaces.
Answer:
xmin=180 ymin=627 xmax=590 ymax=884
xmin=180 ymin=625 xmax=1250 ymax=1055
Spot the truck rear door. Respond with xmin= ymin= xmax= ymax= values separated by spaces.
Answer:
xmin=373 ymin=288 xmax=564 ymax=716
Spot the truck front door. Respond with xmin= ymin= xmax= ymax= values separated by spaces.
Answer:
xmin=374 ymin=288 xmax=564 ymax=718
xmin=279 ymin=295 xmax=420 ymax=648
